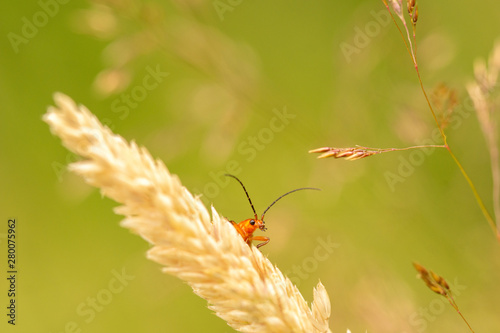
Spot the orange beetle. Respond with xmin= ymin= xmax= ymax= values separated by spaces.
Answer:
xmin=225 ymin=174 xmax=319 ymax=248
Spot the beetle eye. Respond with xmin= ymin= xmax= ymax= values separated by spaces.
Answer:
xmin=250 ymin=219 xmax=255 ymax=225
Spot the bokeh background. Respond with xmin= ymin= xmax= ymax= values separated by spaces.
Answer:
xmin=1 ymin=0 xmax=500 ymax=332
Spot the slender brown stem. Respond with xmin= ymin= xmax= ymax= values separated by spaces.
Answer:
xmin=445 ymin=295 xmax=475 ymax=333
xmin=381 ymin=1 xmax=414 ymax=62
xmin=415 ymin=69 xmax=446 ymax=141
xmin=360 ymin=144 xmax=446 ymax=152
xmin=446 ymin=146 xmax=498 ymax=235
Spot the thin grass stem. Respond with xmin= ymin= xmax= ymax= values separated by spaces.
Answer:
xmin=446 ymin=147 xmax=498 ymax=237
xmin=384 ymin=0 xmax=498 ymax=238
xmin=381 ymin=1 xmax=415 ymax=63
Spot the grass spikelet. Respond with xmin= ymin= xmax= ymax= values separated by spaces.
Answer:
xmin=309 ymin=145 xmax=445 ymax=160
xmin=407 ymin=0 xmax=418 ymax=25
xmin=413 ymin=263 xmax=448 ymax=296
xmin=308 ymin=147 xmax=383 ymax=160
xmin=43 ymin=92 xmax=332 ymax=333
xmin=413 ymin=263 xmax=474 ymax=332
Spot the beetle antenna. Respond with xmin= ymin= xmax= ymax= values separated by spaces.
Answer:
xmin=261 ymin=187 xmax=320 ymax=220
xmin=225 ymin=174 xmax=258 ymax=219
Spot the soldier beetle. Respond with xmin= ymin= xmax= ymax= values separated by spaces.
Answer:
xmin=225 ymin=174 xmax=319 ymax=248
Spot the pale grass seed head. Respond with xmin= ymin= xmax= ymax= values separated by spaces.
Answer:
xmin=43 ymin=93 xmax=332 ymax=333
xmin=387 ymin=0 xmax=403 ymax=19
xmin=309 ymin=147 xmax=382 ymax=160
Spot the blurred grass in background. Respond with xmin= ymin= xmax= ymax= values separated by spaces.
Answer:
xmin=1 ymin=0 xmax=499 ymax=332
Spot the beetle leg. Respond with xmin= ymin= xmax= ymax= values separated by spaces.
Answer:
xmin=251 ymin=236 xmax=270 ymax=248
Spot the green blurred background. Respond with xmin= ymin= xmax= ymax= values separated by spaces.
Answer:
xmin=1 ymin=0 xmax=499 ymax=332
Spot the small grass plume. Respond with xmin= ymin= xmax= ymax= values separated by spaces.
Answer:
xmin=43 ymin=93 xmax=332 ymax=333
xmin=413 ymin=263 xmax=474 ymax=332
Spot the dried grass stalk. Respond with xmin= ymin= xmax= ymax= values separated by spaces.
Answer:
xmin=467 ymin=41 xmax=500 ymax=237
xmin=43 ymin=93 xmax=331 ymax=333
